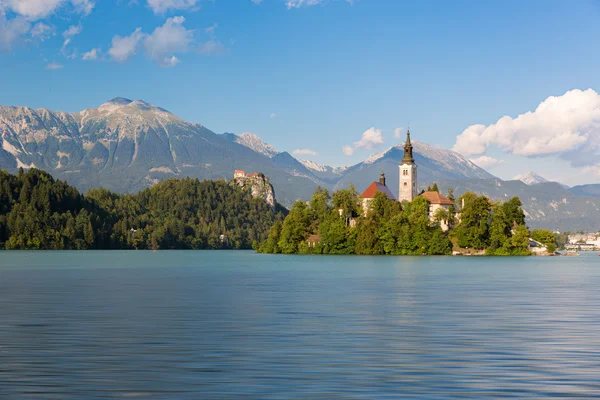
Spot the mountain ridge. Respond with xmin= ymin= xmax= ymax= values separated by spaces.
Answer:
xmin=1 ymin=97 xmax=599 ymax=230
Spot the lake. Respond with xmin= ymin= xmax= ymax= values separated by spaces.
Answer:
xmin=1 ymin=251 xmax=600 ymax=398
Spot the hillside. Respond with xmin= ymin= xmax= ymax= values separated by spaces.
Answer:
xmin=430 ymin=179 xmax=600 ymax=231
xmin=0 ymin=168 xmax=284 ymax=250
xmin=0 ymin=99 xmax=321 ymax=205
xmin=2 ymin=98 xmax=600 ymax=230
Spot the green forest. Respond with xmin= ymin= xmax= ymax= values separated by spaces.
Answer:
xmin=257 ymin=185 xmax=558 ymax=256
xmin=0 ymin=168 xmax=285 ymax=250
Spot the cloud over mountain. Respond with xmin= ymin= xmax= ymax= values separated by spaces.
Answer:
xmin=453 ymin=89 xmax=600 ymax=165
xmin=469 ymin=155 xmax=503 ymax=169
xmin=343 ymin=127 xmax=384 ymax=156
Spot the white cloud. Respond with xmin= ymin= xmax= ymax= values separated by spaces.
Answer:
xmin=342 ymin=145 xmax=354 ymax=156
xmin=342 ymin=127 xmax=384 ymax=156
xmin=453 ymin=89 xmax=600 ymax=168
xmin=251 ymin=0 xmax=263 ymax=3
xmin=82 ymin=47 xmax=99 ymax=60
xmin=108 ymin=16 xmax=223 ymax=66
xmin=108 ymin=27 xmax=145 ymax=62
xmin=146 ymin=0 xmax=198 ymax=14
xmin=205 ymin=23 xmax=217 ymax=36
xmin=269 ymin=113 xmax=277 ymax=119
xmin=61 ymin=24 xmax=81 ymax=56
xmin=162 ymin=55 xmax=179 ymax=66
xmin=1 ymin=0 xmax=94 ymax=20
xmin=30 ymin=22 xmax=54 ymax=41
xmin=469 ymin=155 xmax=504 ymax=169
xmin=197 ymin=39 xmax=226 ymax=55
xmin=394 ymin=127 xmax=404 ymax=139
xmin=3 ymin=0 xmax=63 ymax=19
xmin=45 ymin=62 xmax=62 ymax=69
xmin=63 ymin=24 xmax=82 ymax=38
xmin=71 ymin=0 xmax=94 ymax=15
xmin=143 ymin=16 xmax=193 ymax=67
xmin=354 ymin=127 xmax=384 ymax=150
xmin=293 ymin=148 xmax=317 ymax=156
xmin=0 ymin=14 xmax=30 ymax=51
xmin=286 ymin=0 xmax=322 ymax=8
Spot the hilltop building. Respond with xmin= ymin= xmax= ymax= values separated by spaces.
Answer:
xmin=231 ymin=170 xmax=275 ymax=207
xmin=360 ymin=170 xmax=396 ymax=215
xmin=399 ymin=129 xmax=418 ymax=202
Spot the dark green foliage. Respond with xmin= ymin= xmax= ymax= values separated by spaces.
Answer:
xmin=318 ymin=210 xmax=355 ymax=254
xmin=531 ymin=228 xmax=557 ymax=253
xmin=259 ymin=185 xmax=453 ymax=255
xmin=0 ymin=168 xmax=284 ymax=250
xmin=554 ymin=231 xmax=568 ymax=250
xmin=277 ymin=201 xmax=311 ymax=254
xmin=426 ymin=183 xmax=439 ymax=192
xmin=485 ymin=197 xmax=530 ymax=255
xmin=453 ymin=192 xmax=492 ymax=250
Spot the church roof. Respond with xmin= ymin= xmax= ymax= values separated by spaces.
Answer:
xmin=361 ymin=182 xmax=396 ymax=200
xmin=420 ymin=191 xmax=454 ymax=205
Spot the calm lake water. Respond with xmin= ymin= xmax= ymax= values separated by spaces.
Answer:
xmin=1 ymin=251 xmax=600 ymax=399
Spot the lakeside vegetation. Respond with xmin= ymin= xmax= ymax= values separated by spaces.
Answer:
xmin=0 ymin=168 xmax=285 ymax=250
xmin=257 ymin=186 xmax=558 ymax=256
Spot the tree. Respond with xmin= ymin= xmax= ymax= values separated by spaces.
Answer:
xmin=427 ymin=183 xmax=439 ymax=192
xmin=278 ymin=201 xmax=310 ymax=253
xmin=308 ymin=187 xmax=331 ymax=231
xmin=531 ymin=228 xmax=557 ymax=253
xmin=319 ymin=210 xmax=355 ymax=254
xmin=332 ymin=184 xmax=361 ymax=222
xmin=454 ymin=192 xmax=491 ymax=250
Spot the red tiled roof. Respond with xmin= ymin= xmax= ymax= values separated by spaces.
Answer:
xmin=420 ymin=191 xmax=454 ymax=205
xmin=361 ymin=182 xmax=396 ymax=200
xmin=234 ymin=170 xmax=245 ymax=173
xmin=307 ymin=234 xmax=321 ymax=243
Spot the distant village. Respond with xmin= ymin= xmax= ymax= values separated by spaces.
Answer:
xmin=565 ymin=233 xmax=600 ymax=251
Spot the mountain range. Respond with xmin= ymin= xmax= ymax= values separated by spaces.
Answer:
xmin=1 ymin=97 xmax=600 ymax=231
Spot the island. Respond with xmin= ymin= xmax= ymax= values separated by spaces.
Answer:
xmin=257 ymin=130 xmax=558 ymax=256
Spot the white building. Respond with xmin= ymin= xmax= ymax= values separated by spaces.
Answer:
xmin=420 ymin=191 xmax=454 ymax=232
xmin=398 ymin=129 xmax=418 ymax=202
xmin=360 ymin=171 xmax=396 ymax=216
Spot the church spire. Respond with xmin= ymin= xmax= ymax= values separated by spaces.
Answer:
xmin=379 ymin=169 xmax=386 ymax=186
xmin=402 ymin=128 xmax=414 ymax=164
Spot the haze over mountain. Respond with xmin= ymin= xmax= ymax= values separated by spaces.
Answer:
xmin=1 ymin=98 xmax=600 ymax=230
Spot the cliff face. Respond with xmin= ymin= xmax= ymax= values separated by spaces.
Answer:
xmin=232 ymin=174 xmax=275 ymax=208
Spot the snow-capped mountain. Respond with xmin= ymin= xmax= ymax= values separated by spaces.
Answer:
xmin=298 ymin=159 xmax=328 ymax=172
xmin=335 ymin=140 xmax=495 ymax=193
xmin=514 ymin=171 xmax=549 ymax=185
xmin=297 ymin=159 xmax=350 ymax=181
xmin=0 ymin=98 xmax=320 ymax=205
xmin=222 ymin=132 xmax=279 ymax=158
xmin=2 ymin=98 xmax=600 ymax=230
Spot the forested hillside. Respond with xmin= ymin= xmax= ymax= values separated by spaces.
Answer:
xmin=0 ymin=168 xmax=285 ymax=250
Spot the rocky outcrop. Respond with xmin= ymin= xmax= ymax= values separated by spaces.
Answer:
xmin=232 ymin=173 xmax=275 ymax=208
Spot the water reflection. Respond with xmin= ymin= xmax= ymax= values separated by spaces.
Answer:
xmin=1 ymin=251 xmax=600 ymax=398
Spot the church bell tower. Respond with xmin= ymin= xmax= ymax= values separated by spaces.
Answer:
xmin=399 ymin=128 xmax=418 ymax=202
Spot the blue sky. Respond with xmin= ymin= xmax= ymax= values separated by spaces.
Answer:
xmin=1 ymin=0 xmax=600 ymax=185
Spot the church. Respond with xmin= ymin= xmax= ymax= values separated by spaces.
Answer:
xmin=360 ymin=129 xmax=454 ymax=231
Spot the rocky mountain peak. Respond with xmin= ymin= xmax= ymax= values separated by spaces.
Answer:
xmin=224 ymin=132 xmax=279 ymax=158
xmin=515 ymin=171 xmax=549 ymax=185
